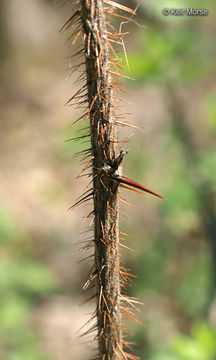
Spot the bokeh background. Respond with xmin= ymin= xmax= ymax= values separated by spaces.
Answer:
xmin=0 ymin=0 xmax=216 ymax=359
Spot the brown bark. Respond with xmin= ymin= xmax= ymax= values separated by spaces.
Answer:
xmin=80 ymin=1 xmax=122 ymax=358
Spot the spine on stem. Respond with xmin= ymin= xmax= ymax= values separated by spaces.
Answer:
xmin=80 ymin=1 xmax=122 ymax=359
xmin=62 ymin=1 xmax=165 ymax=359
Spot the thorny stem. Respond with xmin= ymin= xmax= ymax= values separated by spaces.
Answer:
xmin=80 ymin=0 xmax=122 ymax=358
xmin=63 ymin=1 xmax=165 ymax=357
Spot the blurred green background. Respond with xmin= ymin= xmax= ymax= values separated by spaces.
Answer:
xmin=0 ymin=0 xmax=216 ymax=359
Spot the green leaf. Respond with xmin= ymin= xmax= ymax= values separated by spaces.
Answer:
xmin=173 ymin=336 xmax=204 ymax=360
xmin=192 ymin=322 xmax=216 ymax=357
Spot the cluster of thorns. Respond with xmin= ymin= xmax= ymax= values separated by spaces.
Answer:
xmin=61 ymin=1 xmax=165 ymax=359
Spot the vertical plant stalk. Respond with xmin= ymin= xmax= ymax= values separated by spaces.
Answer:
xmin=62 ymin=1 xmax=165 ymax=359
xmin=80 ymin=1 xmax=122 ymax=359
